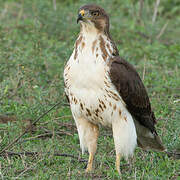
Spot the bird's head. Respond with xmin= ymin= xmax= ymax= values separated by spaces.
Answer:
xmin=77 ymin=4 xmax=109 ymax=34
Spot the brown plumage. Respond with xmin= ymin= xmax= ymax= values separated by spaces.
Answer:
xmin=109 ymin=56 xmax=165 ymax=151
xmin=110 ymin=56 xmax=156 ymax=133
xmin=64 ymin=4 xmax=165 ymax=175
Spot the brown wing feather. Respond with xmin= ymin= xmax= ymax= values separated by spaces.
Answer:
xmin=110 ymin=56 xmax=157 ymax=134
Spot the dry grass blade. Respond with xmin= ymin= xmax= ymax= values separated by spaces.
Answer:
xmin=13 ymin=157 xmax=45 ymax=179
xmin=0 ymin=102 xmax=62 ymax=154
xmin=2 ymin=151 xmax=87 ymax=163
xmin=142 ymin=56 xmax=146 ymax=81
xmin=0 ymin=115 xmax=17 ymax=123
xmin=165 ymin=151 xmax=180 ymax=160
xmin=41 ymin=128 xmax=74 ymax=137
xmin=152 ymin=0 xmax=160 ymax=24
xmin=138 ymin=0 xmax=144 ymax=22
xmin=156 ymin=21 xmax=169 ymax=40
xmin=53 ymin=0 xmax=56 ymax=11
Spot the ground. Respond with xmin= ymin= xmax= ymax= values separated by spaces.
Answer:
xmin=0 ymin=0 xmax=179 ymax=179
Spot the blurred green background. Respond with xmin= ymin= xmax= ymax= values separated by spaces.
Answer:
xmin=0 ymin=0 xmax=179 ymax=179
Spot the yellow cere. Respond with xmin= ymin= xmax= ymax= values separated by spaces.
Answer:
xmin=79 ymin=9 xmax=85 ymax=16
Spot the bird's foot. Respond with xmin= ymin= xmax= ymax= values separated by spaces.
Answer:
xmin=116 ymin=153 xmax=121 ymax=176
xmin=85 ymin=165 xmax=93 ymax=173
xmin=85 ymin=153 xmax=93 ymax=173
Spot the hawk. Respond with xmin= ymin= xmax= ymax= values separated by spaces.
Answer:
xmin=64 ymin=4 xmax=165 ymax=174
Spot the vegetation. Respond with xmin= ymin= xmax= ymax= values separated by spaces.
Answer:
xmin=0 ymin=0 xmax=179 ymax=179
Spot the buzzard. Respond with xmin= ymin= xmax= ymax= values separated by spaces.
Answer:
xmin=64 ymin=4 xmax=165 ymax=174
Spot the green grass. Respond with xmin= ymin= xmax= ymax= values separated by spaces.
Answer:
xmin=0 ymin=0 xmax=180 ymax=179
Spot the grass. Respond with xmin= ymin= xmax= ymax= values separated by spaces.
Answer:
xmin=0 ymin=0 xmax=179 ymax=179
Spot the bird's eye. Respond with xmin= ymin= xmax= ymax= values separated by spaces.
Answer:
xmin=92 ymin=11 xmax=99 ymax=16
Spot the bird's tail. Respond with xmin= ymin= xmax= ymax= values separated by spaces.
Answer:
xmin=137 ymin=133 xmax=165 ymax=151
xmin=134 ymin=120 xmax=165 ymax=151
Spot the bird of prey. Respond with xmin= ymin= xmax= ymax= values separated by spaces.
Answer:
xmin=64 ymin=4 xmax=165 ymax=174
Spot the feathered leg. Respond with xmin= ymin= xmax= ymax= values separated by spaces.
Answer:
xmin=112 ymin=112 xmax=137 ymax=175
xmin=74 ymin=117 xmax=99 ymax=172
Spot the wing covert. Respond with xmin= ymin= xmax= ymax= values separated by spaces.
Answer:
xmin=109 ymin=56 xmax=157 ymax=133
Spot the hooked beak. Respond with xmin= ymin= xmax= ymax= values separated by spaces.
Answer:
xmin=77 ymin=14 xmax=83 ymax=23
xmin=77 ymin=9 xmax=85 ymax=23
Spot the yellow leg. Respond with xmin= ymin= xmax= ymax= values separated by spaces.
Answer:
xmin=116 ymin=153 xmax=121 ymax=175
xmin=85 ymin=153 xmax=93 ymax=173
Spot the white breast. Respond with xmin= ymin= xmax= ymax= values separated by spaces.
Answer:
xmin=64 ymin=27 xmax=137 ymax=158
xmin=65 ymin=32 xmax=110 ymax=94
xmin=64 ymin=32 xmax=121 ymax=125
